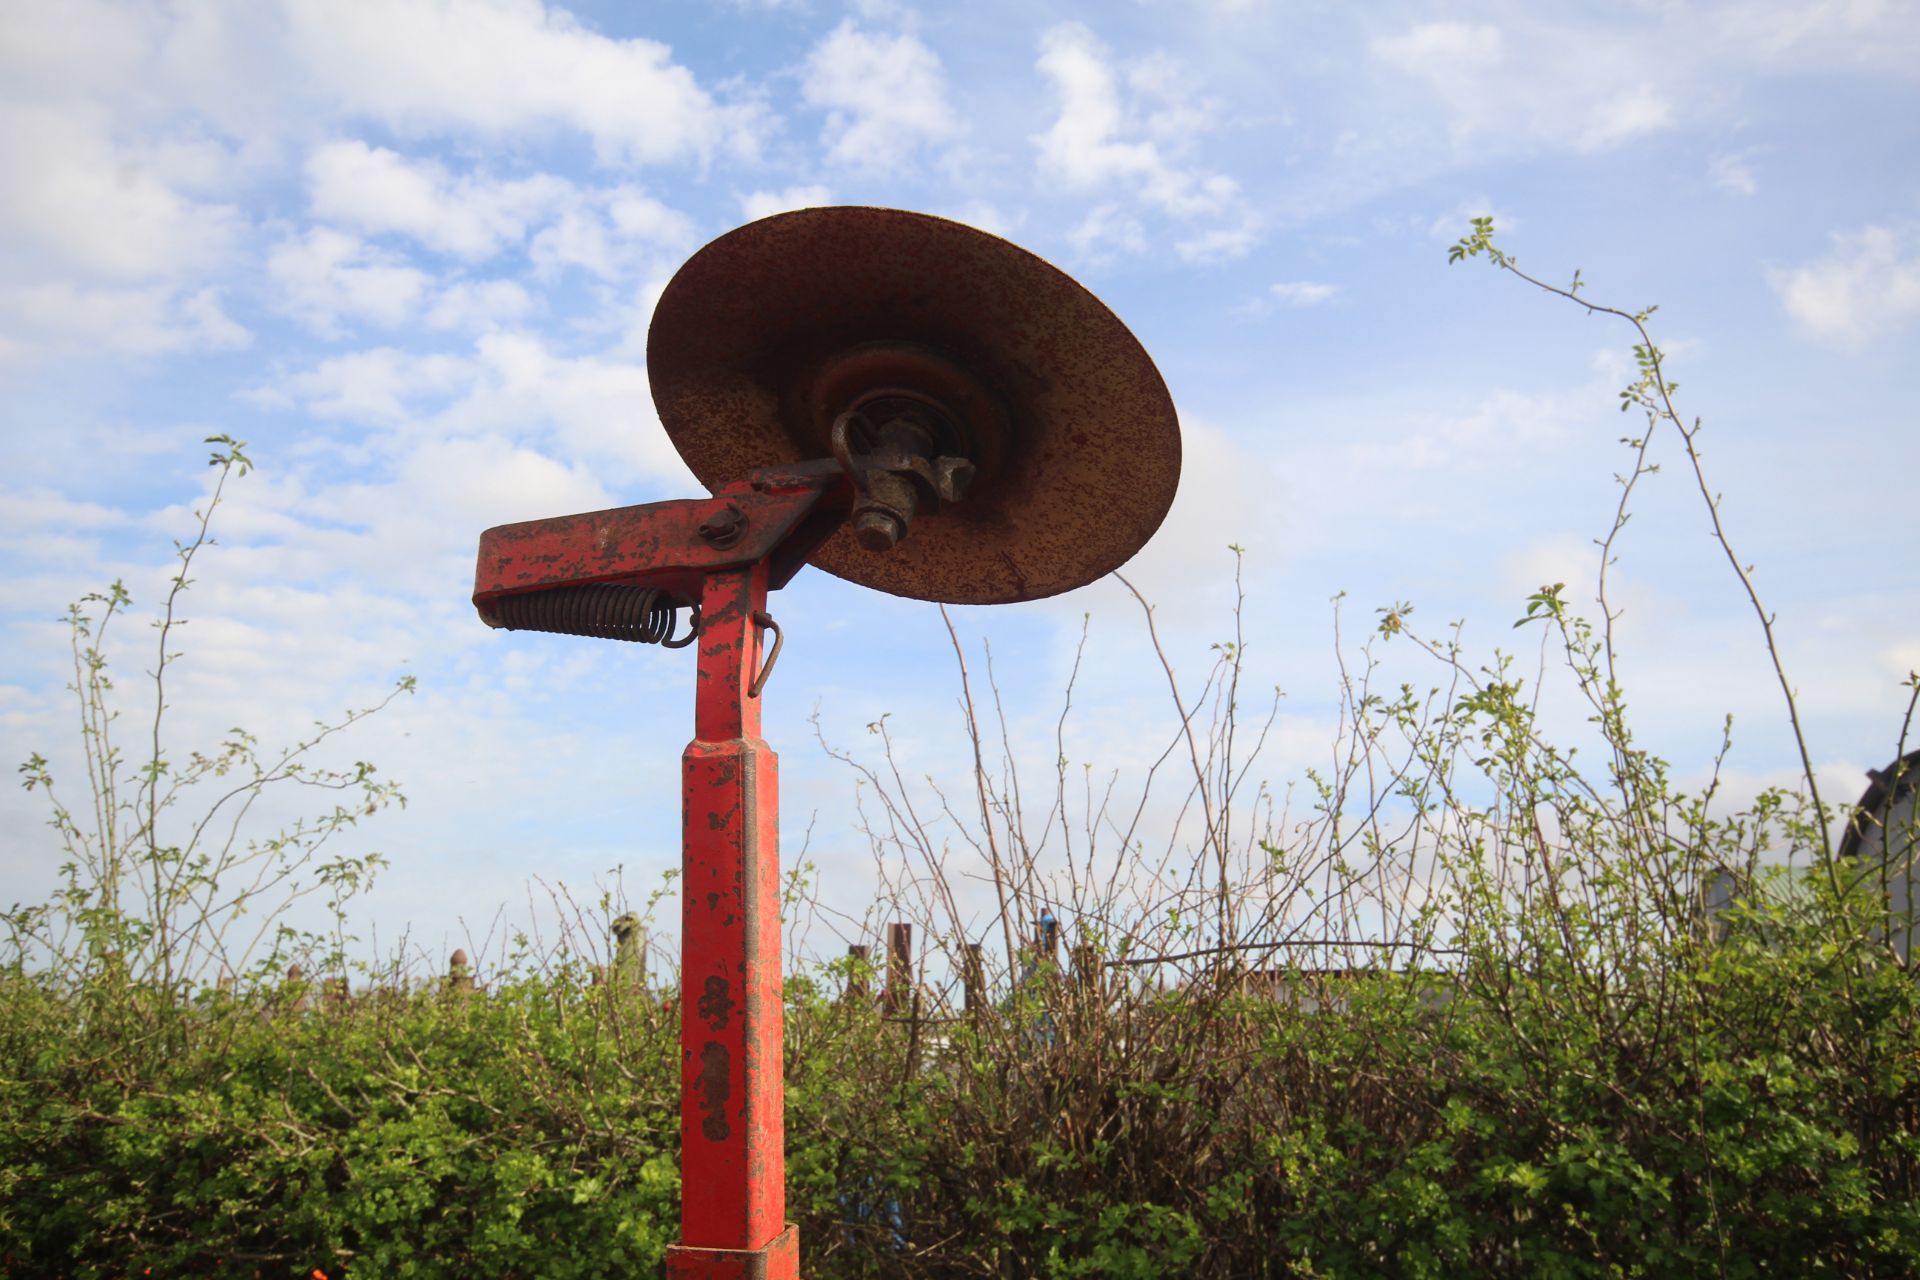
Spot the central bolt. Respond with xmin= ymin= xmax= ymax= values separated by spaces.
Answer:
xmin=851 ymin=508 xmax=906 ymax=552
xmin=698 ymin=504 xmax=746 ymax=548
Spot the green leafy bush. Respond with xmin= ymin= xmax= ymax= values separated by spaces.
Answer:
xmin=0 ymin=969 xmax=683 ymax=1278
xmin=3 ymin=921 xmax=1915 ymax=1277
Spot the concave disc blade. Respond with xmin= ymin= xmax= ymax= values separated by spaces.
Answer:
xmin=648 ymin=206 xmax=1180 ymax=605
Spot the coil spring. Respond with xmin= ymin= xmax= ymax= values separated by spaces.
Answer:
xmin=489 ymin=584 xmax=699 ymax=647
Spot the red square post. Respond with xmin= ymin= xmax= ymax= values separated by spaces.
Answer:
xmin=666 ymin=561 xmax=797 ymax=1277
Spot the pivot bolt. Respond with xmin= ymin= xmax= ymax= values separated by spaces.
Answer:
xmin=852 ymin=508 xmax=906 ymax=552
xmin=698 ymin=504 xmax=746 ymax=548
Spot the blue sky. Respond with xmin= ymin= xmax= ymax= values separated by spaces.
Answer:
xmin=2 ymin=0 xmax=1916 ymax=972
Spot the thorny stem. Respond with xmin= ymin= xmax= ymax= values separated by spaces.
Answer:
xmin=142 ymin=446 xmax=244 ymax=992
xmin=1452 ymin=222 xmax=1833 ymax=864
xmin=1114 ymin=572 xmax=1233 ymax=952
xmin=938 ymin=605 xmax=1020 ymax=972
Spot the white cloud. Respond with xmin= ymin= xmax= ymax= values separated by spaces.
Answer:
xmin=1235 ymin=280 xmax=1340 ymax=318
xmin=1768 ymin=225 xmax=1920 ymax=345
xmin=1064 ymin=415 xmax=1286 ymax=614
xmin=441 ymin=333 xmax=690 ymax=481
xmin=1501 ymin=535 xmax=1605 ymax=616
xmin=281 ymin=0 xmax=759 ymax=166
xmin=1033 ymin=24 xmax=1242 ymax=219
xmin=739 ymin=185 xmax=834 ymax=222
xmin=366 ymin=435 xmax=619 ymax=546
xmin=177 ymin=287 xmax=253 ymax=349
xmin=525 ymin=187 xmax=696 ymax=280
xmin=1176 ymin=220 xmax=1262 ymax=263
xmin=426 ymin=279 xmax=537 ymax=333
xmin=1373 ymin=20 xmax=1504 ymax=72
xmin=529 ymin=210 xmax=618 ymax=279
xmin=0 ymin=281 xmax=251 ymax=365
xmin=942 ymin=201 xmax=1016 ymax=239
xmin=309 ymin=140 xmax=693 ymax=280
xmin=0 ymin=489 xmax=132 ymax=535
xmin=7 ymin=284 xmax=177 ymax=349
xmin=1370 ymin=196 xmax=1519 ymax=246
xmin=1067 ymin=204 xmax=1147 ymax=260
xmin=307 ymin=141 xmax=573 ymax=259
xmin=1370 ymin=18 xmax=1673 ymax=155
xmin=0 ymin=0 xmax=160 ymax=103
xmin=3 ymin=1 xmax=761 ymax=171
xmin=257 ymin=348 xmax=474 ymax=424
xmin=802 ymin=22 xmax=962 ymax=167
xmin=1731 ymin=0 xmax=1920 ymax=70
xmin=1709 ymin=151 xmax=1759 ymax=196
xmin=268 ymin=227 xmax=431 ymax=336
xmin=258 ymin=334 xmax=691 ymax=484
xmin=1128 ymin=51 xmax=1223 ymax=146
xmin=1271 ymin=281 xmax=1338 ymax=307
xmin=606 ymin=189 xmax=694 ymax=245
xmin=1345 ymin=387 xmax=1580 ymax=473
xmin=1881 ymin=641 xmax=1920 ymax=683
xmin=1576 ymin=85 xmax=1672 ymax=151
xmin=0 ymin=103 xmax=243 ymax=283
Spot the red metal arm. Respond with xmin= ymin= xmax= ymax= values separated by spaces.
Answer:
xmin=472 ymin=470 xmax=842 ymax=617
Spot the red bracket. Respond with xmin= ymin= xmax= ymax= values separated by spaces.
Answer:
xmin=473 ymin=465 xmax=845 ymax=618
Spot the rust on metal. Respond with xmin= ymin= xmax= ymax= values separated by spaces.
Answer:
xmin=447 ymin=949 xmax=475 ymax=995
xmin=699 ymin=976 xmax=736 ymax=1029
xmin=666 ymin=1224 xmax=800 ymax=1280
xmin=648 ymin=206 xmax=1181 ymax=605
xmin=883 ymin=921 xmax=912 ymax=1014
xmin=472 ymin=481 xmax=839 ymax=618
xmin=473 ymin=206 xmax=1186 ymax=1278
xmin=746 ymin=610 xmax=782 ymax=699
xmin=698 ymin=503 xmax=748 ymax=549
xmin=696 ymin=1041 xmax=732 ymax=1140
xmin=963 ymin=942 xmax=986 ymax=1015
xmin=830 ymin=385 xmax=979 ymax=553
xmin=679 ymin=562 xmax=785 ymax=1256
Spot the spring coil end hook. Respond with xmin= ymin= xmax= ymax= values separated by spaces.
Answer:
xmin=749 ymin=610 xmax=783 ymax=698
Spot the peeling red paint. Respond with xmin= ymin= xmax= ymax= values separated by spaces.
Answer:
xmin=472 ymin=208 xmax=1182 ymax=1280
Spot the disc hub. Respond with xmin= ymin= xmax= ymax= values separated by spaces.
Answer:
xmin=830 ymin=387 xmax=978 ymax=552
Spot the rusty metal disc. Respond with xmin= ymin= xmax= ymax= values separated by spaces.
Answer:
xmin=648 ymin=206 xmax=1180 ymax=605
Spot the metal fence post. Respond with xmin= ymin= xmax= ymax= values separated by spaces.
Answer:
xmin=963 ymin=942 xmax=986 ymax=1019
xmin=884 ymin=922 xmax=912 ymax=1015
